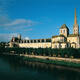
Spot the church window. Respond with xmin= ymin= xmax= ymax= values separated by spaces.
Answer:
xmin=63 ymin=30 xmax=65 ymax=33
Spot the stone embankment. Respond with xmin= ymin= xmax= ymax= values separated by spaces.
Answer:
xmin=20 ymin=54 xmax=80 ymax=63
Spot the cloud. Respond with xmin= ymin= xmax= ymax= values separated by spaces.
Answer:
xmin=0 ymin=0 xmax=39 ymax=33
xmin=0 ymin=0 xmax=39 ymax=41
xmin=3 ymin=19 xmax=36 ymax=27
xmin=0 ymin=33 xmax=18 ymax=42
xmin=24 ymin=37 xmax=30 ymax=40
xmin=0 ymin=18 xmax=38 ymax=33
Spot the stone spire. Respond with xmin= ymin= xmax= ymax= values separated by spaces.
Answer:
xmin=73 ymin=8 xmax=79 ymax=35
xmin=74 ymin=8 xmax=77 ymax=24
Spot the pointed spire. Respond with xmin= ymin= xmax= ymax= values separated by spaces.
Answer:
xmin=73 ymin=8 xmax=79 ymax=35
xmin=74 ymin=8 xmax=77 ymax=24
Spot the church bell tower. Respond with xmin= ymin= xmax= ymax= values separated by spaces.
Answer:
xmin=73 ymin=8 xmax=79 ymax=35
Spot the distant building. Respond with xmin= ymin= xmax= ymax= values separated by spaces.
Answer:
xmin=9 ymin=8 xmax=80 ymax=48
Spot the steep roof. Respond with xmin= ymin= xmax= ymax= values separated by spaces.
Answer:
xmin=60 ymin=24 xmax=69 ymax=29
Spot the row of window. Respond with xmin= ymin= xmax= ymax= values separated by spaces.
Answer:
xmin=54 ymin=43 xmax=76 ymax=48
xmin=17 ymin=39 xmax=51 ymax=43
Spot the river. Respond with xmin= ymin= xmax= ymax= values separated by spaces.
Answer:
xmin=0 ymin=55 xmax=80 ymax=80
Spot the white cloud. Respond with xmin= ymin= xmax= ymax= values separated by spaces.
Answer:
xmin=24 ymin=37 xmax=30 ymax=40
xmin=3 ymin=19 xmax=36 ymax=27
xmin=0 ymin=0 xmax=39 ymax=33
xmin=0 ymin=18 xmax=38 ymax=33
xmin=0 ymin=0 xmax=39 ymax=39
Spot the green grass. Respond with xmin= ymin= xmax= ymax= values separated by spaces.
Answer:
xmin=22 ymin=56 xmax=80 ymax=68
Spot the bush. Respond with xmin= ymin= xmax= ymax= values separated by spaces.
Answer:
xmin=1 ymin=47 xmax=80 ymax=58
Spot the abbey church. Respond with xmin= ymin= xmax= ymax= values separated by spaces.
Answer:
xmin=10 ymin=8 xmax=80 ymax=48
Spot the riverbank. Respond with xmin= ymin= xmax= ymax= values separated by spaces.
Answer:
xmin=1 ymin=53 xmax=80 ymax=68
xmin=20 ymin=54 xmax=80 ymax=68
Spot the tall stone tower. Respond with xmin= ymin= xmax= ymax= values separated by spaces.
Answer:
xmin=60 ymin=24 xmax=69 ymax=37
xmin=73 ymin=8 xmax=79 ymax=35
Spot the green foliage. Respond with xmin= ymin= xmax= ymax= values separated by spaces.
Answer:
xmin=0 ymin=47 xmax=80 ymax=58
xmin=22 ymin=57 xmax=80 ymax=68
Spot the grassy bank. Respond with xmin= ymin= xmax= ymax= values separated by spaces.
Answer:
xmin=1 ymin=47 xmax=80 ymax=68
xmin=1 ymin=53 xmax=80 ymax=68
xmin=22 ymin=56 xmax=80 ymax=68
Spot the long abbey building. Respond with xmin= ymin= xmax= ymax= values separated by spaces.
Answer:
xmin=10 ymin=8 xmax=80 ymax=48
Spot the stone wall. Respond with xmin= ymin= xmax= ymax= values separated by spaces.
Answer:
xmin=18 ymin=42 xmax=51 ymax=48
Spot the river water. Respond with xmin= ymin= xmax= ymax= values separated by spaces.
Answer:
xmin=0 ymin=55 xmax=80 ymax=80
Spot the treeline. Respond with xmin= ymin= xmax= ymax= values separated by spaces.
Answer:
xmin=0 ymin=47 xmax=80 ymax=58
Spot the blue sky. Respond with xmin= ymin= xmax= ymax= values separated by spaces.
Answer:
xmin=0 ymin=0 xmax=80 ymax=41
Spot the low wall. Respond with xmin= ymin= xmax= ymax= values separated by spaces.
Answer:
xmin=20 ymin=54 xmax=80 ymax=63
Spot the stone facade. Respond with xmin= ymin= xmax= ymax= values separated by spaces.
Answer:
xmin=19 ymin=43 xmax=51 ymax=48
xmin=9 ymin=39 xmax=51 ymax=48
xmin=9 ymin=8 xmax=80 ymax=49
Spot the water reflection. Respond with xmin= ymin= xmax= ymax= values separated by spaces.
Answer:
xmin=0 ymin=55 xmax=80 ymax=80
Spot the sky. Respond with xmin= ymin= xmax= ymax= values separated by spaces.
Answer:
xmin=0 ymin=0 xmax=80 ymax=42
